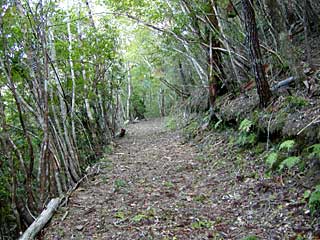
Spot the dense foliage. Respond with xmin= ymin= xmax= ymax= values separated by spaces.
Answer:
xmin=0 ymin=0 xmax=319 ymax=238
xmin=0 ymin=0 xmax=124 ymax=237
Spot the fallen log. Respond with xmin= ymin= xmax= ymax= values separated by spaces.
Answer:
xmin=19 ymin=198 xmax=61 ymax=240
xmin=271 ymin=76 xmax=296 ymax=92
xmin=243 ymin=76 xmax=297 ymax=92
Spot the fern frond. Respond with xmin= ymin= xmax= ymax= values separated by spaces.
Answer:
xmin=279 ymin=156 xmax=300 ymax=171
xmin=309 ymin=185 xmax=320 ymax=216
xmin=308 ymin=144 xmax=320 ymax=158
xmin=239 ymin=119 xmax=253 ymax=132
xmin=279 ymin=140 xmax=295 ymax=151
xmin=266 ymin=152 xmax=278 ymax=168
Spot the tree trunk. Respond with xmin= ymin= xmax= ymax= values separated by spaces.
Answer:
xmin=67 ymin=1 xmax=77 ymax=146
xmin=77 ymin=0 xmax=100 ymax=147
xmin=213 ymin=2 xmax=241 ymax=89
xmin=159 ymin=88 xmax=165 ymax=117
xmin=48 ymin=29 xmax=80 ymax=186
xmin=264 ymin=0 xmax=286 ymax=46
xmin=126 ymin=64 xmax=132 ymax=121
xmin=0 ymin=92 xmax=23 ymax=232
xmin=303 ymin=0 xmax=312 ymax=67
xmin=39 ymin=2 xmax=50 ymax=206
xmin=207 ymin=1 xmax=225 ymax=110
xmin=241 ymin=0 xmax=272 ymax=107
xmin=0 ymin=57 xmax=37 ymax=212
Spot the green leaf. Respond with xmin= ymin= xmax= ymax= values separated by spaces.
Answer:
xmin=307 ymin=144 xmax=320 ymax=158
xmin=239 ymin=118 xmax=253 ymax=132
xmin=241 ymin=236 xmax=259 ymax=240
xmin=131 ymin=214 xmax=147 ymax=222
xmin=279 ymin=156 xmax=300 ymax=171
xmin=279 ymin=140 xmax=295 ymax=151
xmin=191 ymin=219 xmax=213 ymax=229
xmin=266 ymin=152 xmax=278 ymax=168
xmin=309 ymin=185 xmax=320 ymax=216
xmin=114 ymin=179 xmax=127 ymax=188
xmin=114 ymin=211 xmax=126 ymax=220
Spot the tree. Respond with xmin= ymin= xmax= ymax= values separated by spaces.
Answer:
xmin=241 ymin=0 xmax=272 ymax=107
xmin=0 ymin=0 xmax=123 ymax=236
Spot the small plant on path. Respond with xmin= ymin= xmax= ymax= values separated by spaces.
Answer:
xmin=265 ymin=139 xmax=300 ymax=171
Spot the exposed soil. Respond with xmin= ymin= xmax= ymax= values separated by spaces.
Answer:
xmin=42 ymin=118 xmax=318 ymax=240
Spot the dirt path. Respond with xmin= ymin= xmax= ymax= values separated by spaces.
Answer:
xmin=43 ymin=119 xmax=315 ymax=240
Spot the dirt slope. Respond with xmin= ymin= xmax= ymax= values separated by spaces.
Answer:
xmin=42 ymin=119 xmax=316 ymax=240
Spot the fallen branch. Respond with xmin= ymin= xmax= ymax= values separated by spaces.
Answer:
xmin=297 ymin=115 xmax=320 ymax=135
xmin=19 ymin=198 xmax=61 ymax=240
xmin=19 ymin=163 xmax=101 ymax=239
xmin=271 ymin=76 xmax=296 ymax=92
xmin=61 ymin=162 xmax=102 ymax=207
xmin=159 ymin=78 xmax=190 ymax=98
xmin=261 ymin=44 xmax=286 ymax=67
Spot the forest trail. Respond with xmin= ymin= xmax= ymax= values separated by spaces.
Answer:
xmin=42 ymin=119 xmax=312 ymax=240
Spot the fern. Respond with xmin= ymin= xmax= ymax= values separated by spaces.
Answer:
xmin=279 ymin=140 xmax=295 ymax=151
xmin=308 ymin=144 xmax=320 ymax=158
xmin=266 ymin=152 xmax=278 ymax=168
xmin=309 ymin=185 xmax=320 ymax=216
xmin=239 ymin=119 xmax=253 ymax=133
xmin=266 ymin=140 xmax=301 ymax=171
xmin=279 ymin=156 xmax=300 ymax=171
xmin=236 ymin=133 xmax=256 ymax=146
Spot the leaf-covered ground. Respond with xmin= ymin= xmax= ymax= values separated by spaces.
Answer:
xmin=42 ymin=119 xmax=317 ymax=239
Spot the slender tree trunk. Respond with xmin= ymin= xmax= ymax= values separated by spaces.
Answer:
xmin=159 ymin=88 xmax=165 ymax=117
xmin=0 ymin=92 xmax=22 ymax=232
xmin=241 ymin=0 xmax=272 ymax=107
xmin=48 ymin=23 xmax=80 ymax=184
xmin=208 ymin=31 xmax=218 ymax=110
xmin=263 ymin=0 xmax=286 ymax=48
xmin=206 ymin=1 xmax=225 ymax=112
xmin=126 ymin=64 xmax=132 ymax=120
xmin=77 ymin=0 xmax=97 ymax=139
xmin=0 ymin=57 xmax=37 ymax=212
xmin=39 ymin=2 xmax=50 ymax=205
xmin=85 ymin=0 xmax=96 ymax=29
xmin=67 ymin=1 xmax=77 ymax=145
xmin=303 ymin=0 xmax=312 ymax=67
xmin=49 ymin=91 xmax=73 ymax=189
xmin=9 ymin=147 xmax=22 ymax=232
xmin=213 ymin=3 xmax=241 ymax=89
xmin=77 ymin=15 xmax=94 ymax=121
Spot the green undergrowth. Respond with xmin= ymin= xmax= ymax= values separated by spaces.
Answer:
xmin=241 ymin=236 xmax=260 ymax=240
xmin=165 ymin=116 xmax=179 ymax=130
xmin=167 ymin=106 xmax=320 ymax=217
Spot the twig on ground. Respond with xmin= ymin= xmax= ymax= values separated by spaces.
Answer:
xmin=297 ymin=115 xmax=320 ymax=135
xmin=61 ymin=164 xmax=100 ymax=207
xmin=61 ymin=211 xmax=69 ymax=221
